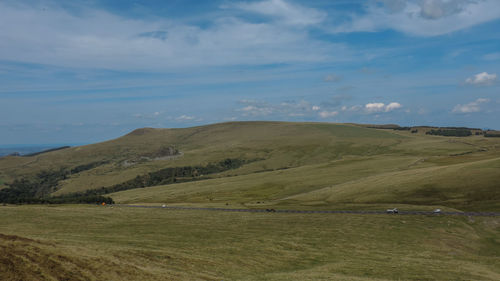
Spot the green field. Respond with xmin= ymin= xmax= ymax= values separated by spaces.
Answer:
xmin=1 ymin=122 xmax=499 ymax=280
xmin=0 ymin=205 xmax=499 ymax=281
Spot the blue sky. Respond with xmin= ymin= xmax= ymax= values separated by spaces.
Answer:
xmin=1 ymin=0 xmax=499 ymax=145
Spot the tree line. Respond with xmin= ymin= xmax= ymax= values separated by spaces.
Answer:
xmin=0 ymin=158 xmax=250 ymax=205
xmin=426 ymin=129 xmax=472 ymax=137
xmin=73 ymin=158 xmax=251 ymax=197
xmin=0 ymin=161 xmax=110 ymax=204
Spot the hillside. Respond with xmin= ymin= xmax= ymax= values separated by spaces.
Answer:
xmin=1 ymin=121 xmax=500 ymax=280
xmin=1 ymin=121 xmax=500 ymax=211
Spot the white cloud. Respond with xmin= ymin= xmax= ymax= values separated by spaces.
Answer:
xmin=420 ymin=0 xmax=465 ymax=19
xmin=324 ymin=74 xmax=342 ymax=82
xmin=385 ymin=102 xmax=402 ymax=111
xmin=175 ymin=115 xmax=195 ymax=121
xmin=333 ymin=0 xmax=500 ymax=36
xmin=365 ymin=102 xmax=402 ymax=113
xmin=465 ymin=72 xmax=497 ymax=86
xmin=133 ymin=111 xmax=162 ymax=119
xmin=230 ymin=0 xmax=326 ymax=26
xmin=319 ymin=111 xmax=338 ymax=118
xmin=365 ymin=103 xmax=386 ymax=113
xmin=452 ymin=98 xmax=489 ymax=113
xmin=237 ymin=99 xmax=319 ymax=118
xmin=0 ymin=1 xmax=343 ymax=70
xmin=238 ymin=102 xmax=274 ymax=116
xmin=341 ymin=105 xmax=362 ymax=112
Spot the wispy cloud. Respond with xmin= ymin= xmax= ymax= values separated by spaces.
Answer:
xmin=0 ymin=1 xmax=345 ymax=71
xmin=318 ymin=111 xmax=338 ymax=118
xmin=237 ymin=99 xmax=314 ymax=117
xmin=323 ymin=74 xmax=342 ymax=82
xmin=341 ymin=105 xmax=362 ymax=112
xmin=482 ymin=52 xmax=500 ymax=61
xmin=465 ymin=72 xmax=497 ymax=86
xmin=133 ymin=111 xmax=163 ymax=119
xmin=228 ymin=0 xmax=326 ymax=26
xmin=238 ymin=104 xmax=274 ymax=116
xmin=332 ymin=0 xmax=500 ymax=36
xmin=452 ymin=98 xmax=489 ymax=113
xmin=175 ymin=115 xmax=197 ymax=121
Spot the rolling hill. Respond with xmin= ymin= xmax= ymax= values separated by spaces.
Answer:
xmin=1 ymin=121 xmax=499 ymax=211
xmin=1 ymin=121 xmax=500 ymax=280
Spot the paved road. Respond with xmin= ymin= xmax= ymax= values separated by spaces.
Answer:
xmin=116 ymin=204 xmax=500 ymax=217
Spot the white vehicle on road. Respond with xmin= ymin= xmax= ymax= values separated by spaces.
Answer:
xmin=386 ymin=208 xmax=399 ymax=214
xmin=433 ymin=208 xmax=441 ymax=214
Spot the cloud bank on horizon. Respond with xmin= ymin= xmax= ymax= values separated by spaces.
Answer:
xmin=0 ymin=0 xmax=499 ymax=144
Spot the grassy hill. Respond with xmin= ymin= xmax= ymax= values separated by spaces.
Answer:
xmin=1 ymin=121 xmax=500 ymax=280
xmin=1 ymin=121 xmax=500 ymax=211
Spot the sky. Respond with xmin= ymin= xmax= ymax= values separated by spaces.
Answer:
xmin=1 ymin=0 xmax=499 ymax=145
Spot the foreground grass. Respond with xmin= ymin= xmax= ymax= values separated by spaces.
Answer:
xmin=0 ymin=204 xmax=499 ymax=280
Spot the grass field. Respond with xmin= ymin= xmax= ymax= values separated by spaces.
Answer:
xmin=1 ymin=122 xmax=500 ymax=280
xmin=0 ymin=205 xmax=499 ymax=281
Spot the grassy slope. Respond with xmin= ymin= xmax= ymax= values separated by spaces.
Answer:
xmin=1 ymin=122 xmax=406 ymax=193
xmin=287 ymin=157 xmax=500 ymax=211
xmin=108 ymin=123 xmax=500 ymax=212
xmin=0 ymin=205 xmax=498 ymax=281
xmin=2 ymin=121 xmax=500 ymax=211
xmin=111 ymin=155 xmax=420 ymax=204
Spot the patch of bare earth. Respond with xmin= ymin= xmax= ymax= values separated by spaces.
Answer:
xmin=0 ymin=233 xmax=157 ymax=281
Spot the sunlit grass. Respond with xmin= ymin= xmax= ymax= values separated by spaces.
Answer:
xmin=0 ymin=205 xmax=498 ymax=280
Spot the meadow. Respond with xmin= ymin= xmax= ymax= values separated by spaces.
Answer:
xmin=1 ymin=122 xmax=499 ymax=280
xmin=1 ymin=204 xmax=499 ymax=281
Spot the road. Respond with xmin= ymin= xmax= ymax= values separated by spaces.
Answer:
xmin=116 ymin=204 xmax=500 ymax=217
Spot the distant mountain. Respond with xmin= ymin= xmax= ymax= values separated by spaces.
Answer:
xmin=0 ymin=144 xmax=77 ymax=157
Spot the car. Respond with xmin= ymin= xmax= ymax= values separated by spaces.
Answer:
xmin=433 ymin=208 xmax=441 ymax=214
xmin=386 ymin=208 xmax=398 ymax=214
xmin=161 ymin=204 xmax=166 ymax=208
